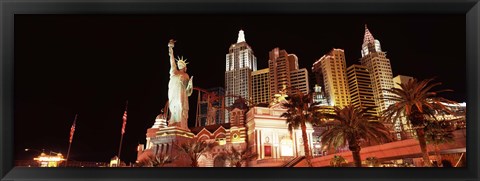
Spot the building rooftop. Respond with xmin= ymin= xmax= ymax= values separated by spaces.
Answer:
xmin=189 ymin=123 xmax=231 ymax=135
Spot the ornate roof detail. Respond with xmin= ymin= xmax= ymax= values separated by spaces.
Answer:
xmin=363 ymin=24 xmax=375 ymax=45
xmin=237 ymin=29 xmax=246 ymax=43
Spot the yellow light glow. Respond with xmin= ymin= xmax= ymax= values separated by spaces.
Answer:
xmin=280 ymin=139 xmax=293 ymax=156
xmin=34 ymin=156 xmax=65 ymax=162
xmin=217 ymin=138 xmax=226 ymax=145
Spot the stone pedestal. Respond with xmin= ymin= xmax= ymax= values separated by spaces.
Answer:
xmin=149 ymin=126 xmax=195 ymax=167
xmin=156 ymin=126 xmax=195 ymax=138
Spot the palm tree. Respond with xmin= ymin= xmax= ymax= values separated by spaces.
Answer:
xmin=383 ymin=78 xmax=456 ymax=167
xmin=330 ymin=155 xmax=348 ymax=167
xmin=280 ymin=92 xmax=321 ymax=167
xmin=153 ymin=154 xmax=176 ymax=167
xmin=137 ymin=153 xmax=176 ymax=167
xmin=223 ymin=146 xmax=258 ymax=167
xmin=425 ymin=121 xmax=455 ymax=164
xmin=320 ymin=105 xmax=392 ymax=167
xmin=178 ymin=140 xmax=216 ymax=167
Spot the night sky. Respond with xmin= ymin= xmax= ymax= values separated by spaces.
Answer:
xmin=14 ymin=14 xmax=466 ymax=164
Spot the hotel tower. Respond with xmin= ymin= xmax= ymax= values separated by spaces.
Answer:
xmin=268 ymin=48 xmax=309 ymax=98
xmin=314 ymin=48 xmax=350 ymax=108
xmin=346 ymin=64 xmax=378 ymax=117
xmin=225 ymin=30 xmax=257 ymax=121
xmin=251 ymin=68 xmax=270 ymax=105
xmin=360 ymin=25 xmax=395 ymax=114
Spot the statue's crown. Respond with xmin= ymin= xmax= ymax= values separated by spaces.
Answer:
xmin=176 ymin=56 xmax=188 ymax=69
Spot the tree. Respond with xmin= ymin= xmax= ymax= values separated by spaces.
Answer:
xmin=280 ymin=92 xmax=321 ymax=167
xmin=383 ymin=78 xmax=456 ymax=167
xmin=319 ymin=105 xmax=392 ymax=167
xmin=178 ymin=140 xmax=216 ymax=167
xmin=137 ymin=153 xmax=176 ymax=167
xmin=223 ymin=146 xmax=258 ymax=167
xmin=424 ymin=121 xmax=455 ymax=163
xmin=330 ymin=155 xmax=348 ymax=167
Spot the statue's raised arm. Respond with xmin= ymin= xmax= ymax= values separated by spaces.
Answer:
xmin=168 ymin=39 xmax=177 ymax=74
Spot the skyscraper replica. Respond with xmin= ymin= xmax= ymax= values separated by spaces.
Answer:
xmin=251 ymin=68 xmax=270 ymax=105
xmin=268 ymin=48 xmax=309 ymax=98
xmin=314 ymin=48 xmax=350 ymax=108
xmin=225 ymin=30 xmax=257 ymax=119
xmin=360 ymin=25 xmax=395 ymax=114
xmin=346 ymin=64 xmax=377 ymax=117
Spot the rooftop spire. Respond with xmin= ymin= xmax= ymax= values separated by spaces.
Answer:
xmin=363 ymin=24 xmax=375 ymax=45
xmin=237 ymin=29 xmax=245 ymax=43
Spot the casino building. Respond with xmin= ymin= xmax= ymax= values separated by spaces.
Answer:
xmin=137 ymin=93 xmax=315 ymax=167
xmin=136 ymin=30 xmax=315 ymax=167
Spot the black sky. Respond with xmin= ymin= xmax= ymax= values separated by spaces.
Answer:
xmin=14 ymin=14 xmax=466 ymax=164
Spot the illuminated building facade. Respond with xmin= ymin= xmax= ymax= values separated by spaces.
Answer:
xmin=193 ymin=108 xmax=248 ymax=167
xmin=312 ymin=84 xmax=328 ymax=106
xmin=360 ymin=25 xmax=395 ymax=115
xmin=251 ymin=68 xmax=270 ymax=105
xmin=34 ymin=152 xmax=65 ymax=167
xmin=346 ymin=64 xmax=378 ymax=117
xmin=290 ymin=69 xmax=309 ymax=95
xmin=245 ymin=106 xmax=315 ymax=163
xmin=268 ymin=48 xmax=309 ymax=98
xmin=225 ymin=30 xmax=257 ymax=114
xmin=138 ymin=103 xmax=317 ymax=167
xmin=315 ymin=48 xmax=350 ymax=108
xmin=138 ymin=108 xmax=248 ymax=167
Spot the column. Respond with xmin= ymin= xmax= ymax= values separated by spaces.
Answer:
xmin=273 ymin=131 xmax=278 ymax=159
xmin=293 ymin=130 xmax=298 ymax=157
xmin=259 ymin=129 xmax=264 ymax=159
xmin=308 ymin=131 xmax=313 ymax=156
xmin=256 ymin=130 xmax=261 ymax=160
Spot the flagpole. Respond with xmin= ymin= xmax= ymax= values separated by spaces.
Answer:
xmin=65 ymin=140 xmax=73 ymax=167
xmin=117 ymin=101 xmax=128 ymax=167
xmin=65 ymin=113 xmax=78 ymax=167
xmin=117 ymin=134 xmax=124 ymax=167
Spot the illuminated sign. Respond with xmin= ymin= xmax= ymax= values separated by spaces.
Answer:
xmin=33 ymin=153 xmax=65 ymax=167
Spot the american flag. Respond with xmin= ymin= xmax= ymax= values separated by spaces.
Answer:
xmin=121 ymin=110 xmax=127 ymax=134
xmin=69 ymin=114 xmax=77 ymax=143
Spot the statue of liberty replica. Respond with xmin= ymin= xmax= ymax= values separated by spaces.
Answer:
xmin=167 ymin=39 xmax=193 ymax=130
xmin=135 ymin=40 xmax=195 ymax=167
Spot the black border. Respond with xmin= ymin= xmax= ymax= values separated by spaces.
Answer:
xmin=1 ymin=0 xmax=479 ymax=181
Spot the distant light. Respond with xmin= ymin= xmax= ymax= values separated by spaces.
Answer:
xmin=34 ymin=156 xmax=65 ymax=162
